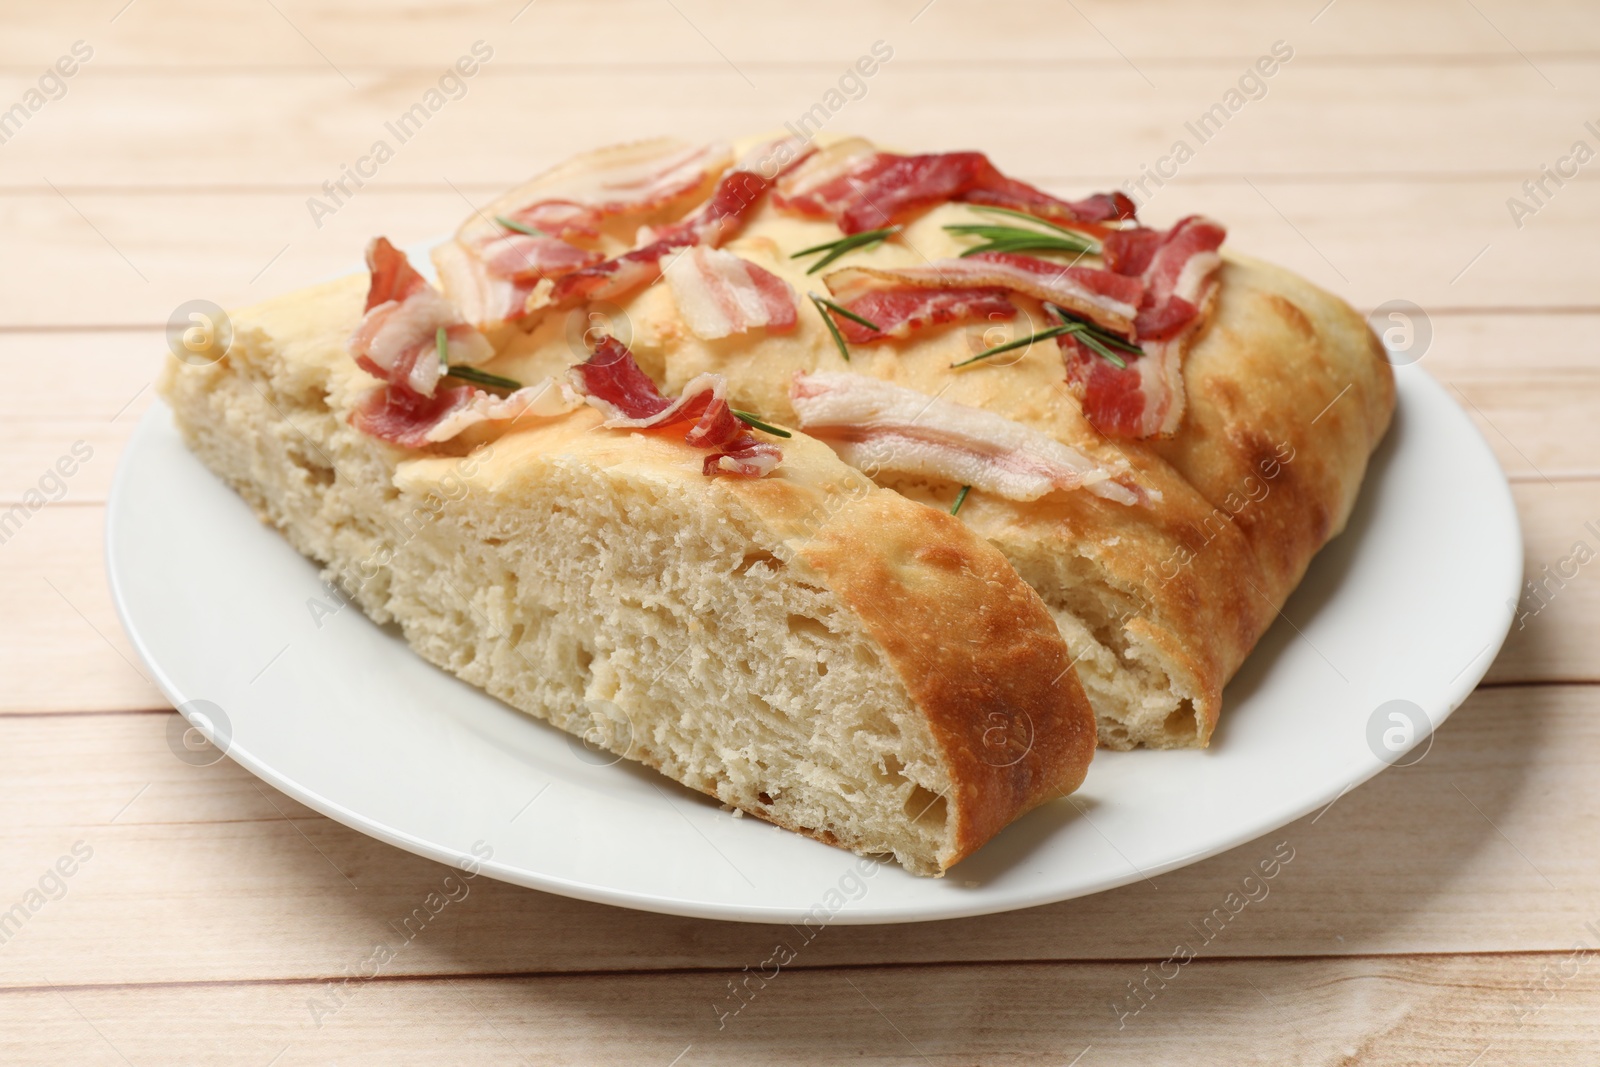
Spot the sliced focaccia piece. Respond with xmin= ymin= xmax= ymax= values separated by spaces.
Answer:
xmin=156 ymin=270 xmax=1097 ymax=876
xmin=463 ymin=132 xmax=1395 ymax=749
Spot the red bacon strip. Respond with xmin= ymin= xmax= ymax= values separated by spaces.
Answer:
xmin=351 ymin=238 xmax=495 ymax=397
xmin=474 ymin=232 xmax=605 ymax=283
xmin=439 ymin=141 xmax=737 ymax=328
xmin=961 ymin=178 xmax=1136 ymax=228
xmin=349 ymin=379 xmax=581 ymax=448
xmin=833 ymin=286 xmax=1016 ymax=344
xmin=570 ymin=335 xmax=782 ymax=477
xmin=825 ymin=252 xmax=1143 ymax=336
xmin=496 ymin=199 xmax=602 ymax=240
xmin=535 ymin=166 xmax=783 ymax=313
xmin=789 ymin=372 xmax=1142 ymax=505
xmin=351 ymin=384 xmax=479 ymax=449
xmin=364 ymin=236 xmax=428 ymax=311
xmin=348 ymin=239 xmax=595 ymax=449
xmin=1062 ymin=333 xmax=1188 ymax=440
xmin=663 ymin=246 xmax=797 ymax=339
xmin=431 ymin=241 xmax=536 ymax=329
xmin=1131 ymin=215 xmax=1226 ymax=340
xmin=774 ymin=149 xmax=1136 ymax=234
xmin=1060 ymin=216 xmax=1225 ymax=438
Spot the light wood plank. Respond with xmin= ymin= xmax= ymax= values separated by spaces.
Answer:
xmin=6 ymin=0 xmax=1598 ymax=68
xmin=0 ymin=505 xmax=165 ymax=713
xmin=0 ymin=182 xmax=1595 ymax=331
xmin=1 ymin=952 xmax=1596 ymax=1065
xmin=0 ymin=685 xmax=1593 ymax=986
xmin=3 ymin=63 xmax=1596 ymax=192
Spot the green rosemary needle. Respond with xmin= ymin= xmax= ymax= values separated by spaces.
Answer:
xmin=950 ymin=485 xmax=971 ymax=516
xmin=732 ymin=410 xmax=793 ymax=438
xmin=950 ymin=324 xmax=1073 ymax=368
xmin=1043 ymin=303 xmax=1142 ymax=370
xmin=444 ymin=365 xmax=523 ymax=392
xmin=791 ymin=226 xmax=900 ymax=274
xmin=808 ymin=293 xmax=884 ymax=362
xmin=494 ymin=215 xmax=546 ymax=237
xmin=436 ymin=326 xmax=448 ymax=367
xmin=943 ymin=224 xmax=1099 ymax=259
xmin=811 ymin=295 xmax=853 ymax=362
xmin=970 ymin=204 xmax=1102 ymax=239
xmin=812 ymin=294 xmax=882 ymax=333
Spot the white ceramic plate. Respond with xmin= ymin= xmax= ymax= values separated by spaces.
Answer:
xmin=107 ymin=361 xmax=1520 ymax=924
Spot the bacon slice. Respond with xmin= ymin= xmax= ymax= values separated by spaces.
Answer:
xmin=773 ymin=137 xmax=878 ymax=207
xmin=346 ymin=240 xmax=584 ymax=449
xmin=789 ymin=372 xmax=1140 ymax=506
xmin=569 ymin=335 xmax=781 ymax=477
xmin=474 ymin=232 xmax=605 ymax=283
xmin=497 ymin=199 xmax=603 ymax=241
xmin=774 ymin=148 xmax=1136 ymax=234
xmin=832 ymin=287 xmax=1016 ymax=344
xmin=1131 ymin=215 xmax=1226 ymax=341
xmin=1062 ymin=334 xmax=1188 ymax=440
xmin=960 ymin=177 xmax=1135 ymax=228
xmin=826 ymin=252 xmax=1143 ymax=336
xmin=350 ymin=238 xmax=495 ymax=397
xmin=458 ymin=140 xmax=732 ymax=254
xmin=1061 ymin=216 xmax=1225 ymax=438
xmin=351 ymin=379 xmax=582 ymax=448
xmin=350 ymin=384 xmax=476 ymax=449
xmin=365 ymin=235 xmax=429 ymax=309
xmin=431 ymin=241 xmax=537 ymax=330
xmin=437 ymin=141 xmax=737 ymax=329
xmin=663 ymin=246 xmax=797 ymax=340
xmin=533 ymin=154 xmax=797 ymax=314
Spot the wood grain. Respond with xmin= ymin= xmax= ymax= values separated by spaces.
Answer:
xmin=6 ymin=0 xmax=1600 ymax=68
xmin=4 ymin=0 xmax=1597 ymax=1060
xmin=0 ymin=683 xmax=1593 ymax=991
xmin=3 ymin=64 xmax=1597 ymax=192
xmin=1 ymin=953 xmax=1596 ymax=1066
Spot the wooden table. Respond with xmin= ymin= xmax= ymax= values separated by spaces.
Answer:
xmin=3 ymin=1 xmax=1597 ymax=1062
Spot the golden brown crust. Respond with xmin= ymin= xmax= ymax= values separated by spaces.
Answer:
xmin=470 ymin=147 xmax=1396 ymax=748
xmin=793 ymin=492 xmax=1097 ymax=869
xmin=1152 ymin=254 xmax=1396 ymax=617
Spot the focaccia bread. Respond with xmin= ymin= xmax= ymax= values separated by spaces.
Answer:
xmin=157 ymin=273 xmax=1097 ymax=877
xmin=159 ymin=129 xmax=1393 ymax=876
xmin=451 ymin=134 xmax=1395 ymax=748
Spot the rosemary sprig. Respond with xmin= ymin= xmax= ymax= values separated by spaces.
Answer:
xmin=444 ymin=365 xmax=523 ymax=392
xmin=944 ymin=224 xmax=1099 ymax=258
xmin=812 ymin=294 xmax=882 ymax=333
xmin=436 ymin=326 xmax=448 ymax=367
xmin=808 ymin=292 xmax=884 ymax=362
xmin=946 ymin=205 xmax=1103 ymax=258
xmin=971 ymin=205 xmax=1102 ymax=239
xmin=495 ymin=215 xmax=546 ymax=237
xmin=732 ymin=410 xmax=793 ymax=438
xmin=950 ymin=324 xmax=1073 ymax=368
xmin=791 ymin=226 xmax=900 ymax=274
xmin=1044 ymin=303 xmax=1142 ymax=370
xmin=950 ymin=485 xmax=971 ymax=516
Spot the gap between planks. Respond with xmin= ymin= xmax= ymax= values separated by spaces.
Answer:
xmin=2 ymin=947 xmax=1595 ymax=999
xmin=0 ymin=53 xmax=1593 ymax=76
